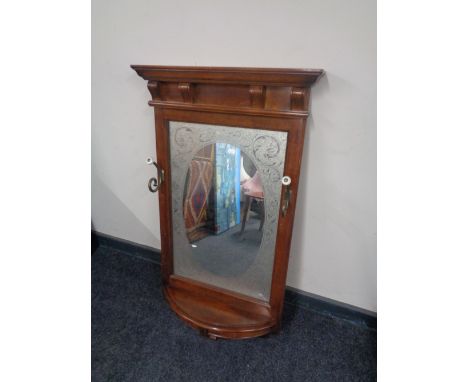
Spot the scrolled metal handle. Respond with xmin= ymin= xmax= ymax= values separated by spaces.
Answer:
xmin=281 ymin=186 xmax=291 ymax=216
xmin=146 ymin=157 xmax=164 ymax=193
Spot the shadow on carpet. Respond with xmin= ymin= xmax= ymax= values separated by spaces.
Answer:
xmin=92 ymin=247 xmax=376 ymax=382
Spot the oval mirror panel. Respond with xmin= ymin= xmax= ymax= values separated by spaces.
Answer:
xmin=170 ymin=121 xmax=288 ymax=301
xmin=183 ymin=143 xmax=264 ymax=277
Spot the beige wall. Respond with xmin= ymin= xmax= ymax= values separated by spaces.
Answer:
xmin=92 ymin=0 xmax=376 ymax=312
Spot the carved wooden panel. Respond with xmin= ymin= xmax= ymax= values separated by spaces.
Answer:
xmin=133 ymin=65 xmax=323 ymax=117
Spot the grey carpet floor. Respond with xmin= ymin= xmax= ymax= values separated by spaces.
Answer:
xmin=92 ymin=246 xmax=376 ymax=382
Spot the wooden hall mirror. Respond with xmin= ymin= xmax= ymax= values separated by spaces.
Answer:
xmin=131 ymin=65 xmax=324 ymax=339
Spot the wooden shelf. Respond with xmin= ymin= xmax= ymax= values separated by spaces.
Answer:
xmin=131 ymin=65 xmax=324 ymax=86
xmin=164 ymin=276 xmax=276 ymax=339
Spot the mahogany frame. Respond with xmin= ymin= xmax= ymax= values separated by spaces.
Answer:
xmin=131 ymin=65 xmax=324 ymax=339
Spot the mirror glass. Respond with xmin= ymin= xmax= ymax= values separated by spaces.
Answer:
xmin=183 ymin=144 xmax=264 ymax=277
xmin=169 ymin=121 xmax=288 ymax=301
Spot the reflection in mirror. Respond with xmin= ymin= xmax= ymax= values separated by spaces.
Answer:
xmin=183 ymin=143 xmax=264 ymax=277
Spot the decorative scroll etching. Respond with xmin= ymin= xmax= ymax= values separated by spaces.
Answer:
xmin=169 ymin=121 xmax=288 ymax=301
xmin=253 ymin=136 xmax=282 ymax=166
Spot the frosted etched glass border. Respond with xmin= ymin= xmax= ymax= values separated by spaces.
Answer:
xmin=169 ymin=121 xmax=288 ymax=301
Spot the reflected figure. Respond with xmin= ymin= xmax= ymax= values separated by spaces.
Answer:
xmin=183 ymin=143 xmax=264 ymax=277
